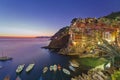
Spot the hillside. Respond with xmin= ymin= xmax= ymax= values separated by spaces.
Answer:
xmin=47 ymin=11 xmax=120 ymax=55
xmin=104 ymin=11 xmax=120 ymax=20
xmin=48 ymin=26 xmax=70 ymax=50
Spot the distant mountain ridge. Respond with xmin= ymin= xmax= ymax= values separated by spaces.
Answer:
xmin=36 ymin=36 xmax=51 ymax=38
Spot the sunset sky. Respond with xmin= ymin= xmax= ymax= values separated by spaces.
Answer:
xmin=0 ymin=0 xmax=120 ymax=37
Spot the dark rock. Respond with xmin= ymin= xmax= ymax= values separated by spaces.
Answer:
xmin=48 ymin=26 xmax=70 ymax=51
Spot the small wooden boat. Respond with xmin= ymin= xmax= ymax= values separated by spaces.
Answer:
xmin=26 ymin=63 xmax=35 ymax=72
xmin=57 ymin=64 xmax=61 ymax=70
xmin=3 ymin=75 xmax=10 ymax=80
xmin=69 ymin=65 xmax=75 ymax=71
xmin=16 ymin=64 xmax=25 ymax=73
xmin=49 ymin=65 xmax=53 ymax=71
xmin=53 ymin=64 xmax=57 ymax=72
xmin=69 ymin=61 xmax=79 ymax=67
xmin=43 ymin=66 xmax=48 ymax=73
xmin=16 ymin=76 xmax=21 ymax=80
xmin=62 ymin=68 xmax=70 ymax=75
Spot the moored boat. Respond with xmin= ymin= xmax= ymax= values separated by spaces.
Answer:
xmin=69 ymin=61 xmax=79 ymax=67
xmin=53 ymin=64 xmax=57 ymax=72
xmin=16 ymin=64 xmax=25 ymax=73
xmin=43 ymin=66 xmax=48 ymax=73
xmin=62 ymin=68 xmax=70 ymax=75
xmin=3 ymin=75 xmax=10 ymax=80
xmin=16 ymin=76 xmax=21 ymax=80
xmin=69 ymin=65 xmax=75 ymax=71
xmin=0 ymin=56 xmax=12 ymax=61
xmin=0 ymin=50 xmax=12 ymax=61
xmin=26 ymin=63 xmax=35 ymax=72
xmin=49 ymin=65 xmax=53 ymax=71
xmin=57 ymin=64 xmax=61 ymax=70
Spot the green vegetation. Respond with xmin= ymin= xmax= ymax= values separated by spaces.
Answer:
xmin=98 ymin=39 xmax=120 ymax=67
xmin=111 ymin=71 xmax=120 ymax=80
xmin=104 ymin=11 xmax=120 ymax=20
xmin=76 ymin=57 xmax=107 ymax=68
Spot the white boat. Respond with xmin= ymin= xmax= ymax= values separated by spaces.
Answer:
xmin=16 ymin=76 xmax=21 ymax=80
xmin=43 ymin=66 xmax=48 ymax=73
xmin=49 ymin=65 xmax=53 ymax=71
xmin=69 ymin=61 xmax=79 ymax=67
xmin=62 ymin=68 xmax=70 ymax=75
xmin=26 ymin=63 xmax=35 ymax=72
xmin=53 ymin=64 xmax=57 ymax=72
xmin=16 ymin=64 xmax=25 ymax=73
xmin=69 ymin=65 xmax=75 ymax=71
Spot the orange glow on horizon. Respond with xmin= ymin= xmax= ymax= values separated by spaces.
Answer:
xmin=0 ymin=33 xmax=52 ymax=38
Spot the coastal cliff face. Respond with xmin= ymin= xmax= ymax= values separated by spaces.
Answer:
xmin=48 ymin=27 xmax=70 ymax=51
xmin=48 ymin=12 xmax=120 ymax=55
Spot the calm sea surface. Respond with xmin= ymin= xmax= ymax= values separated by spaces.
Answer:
xmin=0 ymin=38 xmax=71 ymax=80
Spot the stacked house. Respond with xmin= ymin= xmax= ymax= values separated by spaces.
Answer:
xmin=67 ymin=18 xmax=120 ymax=54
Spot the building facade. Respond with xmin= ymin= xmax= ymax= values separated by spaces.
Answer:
xmin=67 ymin=18 xmax=120 ymax=54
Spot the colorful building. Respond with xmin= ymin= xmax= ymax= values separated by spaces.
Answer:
xmin=68 ymin=18 xmax=120 ymax=54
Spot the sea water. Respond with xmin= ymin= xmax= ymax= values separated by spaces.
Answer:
xmin=0 ymin=38 xmax=71 ymax=80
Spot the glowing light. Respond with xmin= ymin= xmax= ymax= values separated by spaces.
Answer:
xmin=107 ymin=39 xmax=111 ymax=43
xmin=72 ymin=41 xmax=77 ymax=46
xmin=98 ymin=41 xmax=101 ymax=44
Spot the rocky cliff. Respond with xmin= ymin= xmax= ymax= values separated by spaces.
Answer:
xmin=47 ymin=26 xmax=70 ymax=51
xmin=47 ymin=11 xmax=120 ymax=55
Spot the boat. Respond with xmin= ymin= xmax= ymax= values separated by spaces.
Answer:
xmin=57 ymin=64 xmax=61 ymax=70
xmin=69 ymin=61 xmax=79 ymax=67
xmin=43 ymin=66 xmax=48 ymax=73
xmin=0 ymin=56 xmax=12 ymax=61
xmin=62 ymin=68 xmax=70 ymax=75
xmin=3 ymin=75 xmax=10 ymax=80
xmin=0 ymin=50 xmax=12 ymax=61
xmin=16 ymin=64 xmax=25 ymax=73
xmin=26 ymin=63 xmax=35 ymax=72
xmin=49 ymin=65 xmax=53 ymax=71
xmin=53 ymin=64 xmax=57 ymax=72
xmin=69 ymin=65 xmax=75 ymax=71
xmin=16 ymin=76 xmax=21 ymax=80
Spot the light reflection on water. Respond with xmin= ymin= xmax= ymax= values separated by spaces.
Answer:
xmin=0 ymin=38 xmax=71 ymax=80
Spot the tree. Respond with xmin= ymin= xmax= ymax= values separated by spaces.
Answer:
xmin=97 ymin=39 xmax=120 ymax=67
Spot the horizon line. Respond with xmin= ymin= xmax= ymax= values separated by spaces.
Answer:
xmin=0 ymin=35 xmax=52 ymax=38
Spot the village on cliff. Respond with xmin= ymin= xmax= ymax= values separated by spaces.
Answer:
xmin=47 ymin=12 xmax=120 ymax=80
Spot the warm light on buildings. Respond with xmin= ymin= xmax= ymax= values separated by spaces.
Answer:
xmin=98 ymin=42 xmax=101 ymax=45
xmin=68 ymin=17 xmax=120 ymax=53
